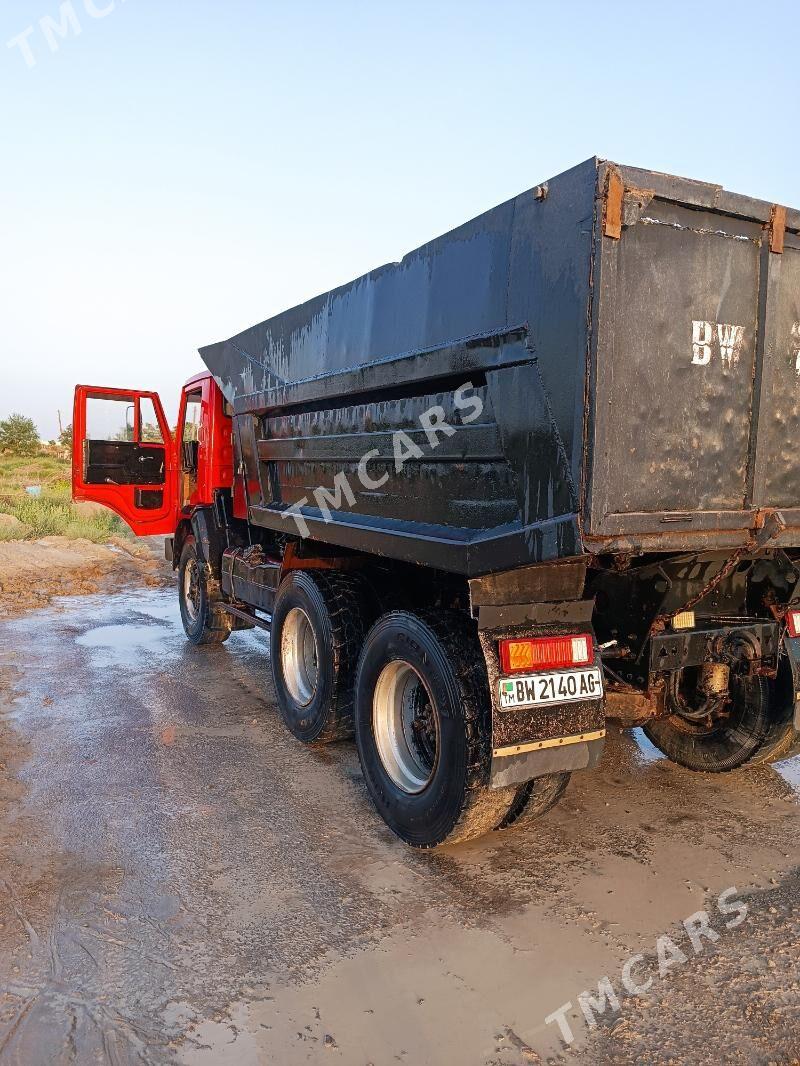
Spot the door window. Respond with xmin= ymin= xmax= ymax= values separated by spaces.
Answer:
xmin=139 ymin=396 xmax=165 ymax=442
xmin=86 ymin=396 xmax=135 ymax=441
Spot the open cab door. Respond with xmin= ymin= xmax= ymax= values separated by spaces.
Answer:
xmin=72 ymin=385 xmax=177 ymax=536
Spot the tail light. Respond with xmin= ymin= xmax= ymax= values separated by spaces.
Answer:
xmin=786 ymin=610 xmax=800 ymax=638
xmin=499 ymin=634 xmax=592 ymax=674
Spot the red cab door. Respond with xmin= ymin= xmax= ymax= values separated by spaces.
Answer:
xmin=72 ymin=385 xmax=177 ymax=536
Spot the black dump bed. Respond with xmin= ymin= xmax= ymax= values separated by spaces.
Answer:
xmin=200 ymin=157 xmax=800 ymax=577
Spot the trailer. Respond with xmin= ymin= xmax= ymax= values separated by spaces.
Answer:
xmin=73 ymin=157 xmax=800 ymax=847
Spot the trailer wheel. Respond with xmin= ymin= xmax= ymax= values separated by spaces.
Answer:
xmin=178 ymin=536 xmax=232 ymax=645
xmin=271 ymin=571 xmax=368 ymax=745
xmin=354 ymin=611 xmax=516 ymax=848
xmin=643 ymin=670 xmax=770 ymax=772
xmin=494 ymin=772 xmax=571 ymax=831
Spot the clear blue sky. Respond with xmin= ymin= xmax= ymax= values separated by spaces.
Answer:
xmin=1 ymin=0 xmax=797 ymax=439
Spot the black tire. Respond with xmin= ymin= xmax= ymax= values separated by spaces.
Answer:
xmin=643 ymin=672 xmax=770 ymax=772
xmin=354 ymin=610 xmax=517 ymax=848
xmin=271 ymin=570 xmax=369 ymax=745
xmin=178 ymin=535 xmax=232 ymax=645
xmin=750 ymin=722 xmax=800 ymax=765
xmin=749 ymin=658 xmax=800 ymax=765
xmin=495 ymin=772 xmax=571 ymax=831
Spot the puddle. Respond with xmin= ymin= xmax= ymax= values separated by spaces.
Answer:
xmin=773 ymin=755 xmax=800 ymax=798
xmin=630 ymin=728 xmax=667 ymax=764
xmin=131 ymin=599 xmax=182 ymax=624
xmin=75 ymin=622 xmax=177 ymax=664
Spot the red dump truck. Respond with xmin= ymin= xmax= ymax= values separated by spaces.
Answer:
xmin=73 ymin=158 xmax=800 ymax=847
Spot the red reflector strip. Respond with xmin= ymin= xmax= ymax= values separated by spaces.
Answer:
xmin=499 ymin=634 xmax=592 ymax=674
xmin=787 ymin=610 xmax=800 ymax=638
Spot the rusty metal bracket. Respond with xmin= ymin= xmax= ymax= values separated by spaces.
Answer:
xmin=750 ymin=508 xmax=786 ymax=549
xmin=649 ymin=511 xmax=787 ymax=635
xmin=603 ymin=168 xmax=624 ymax=239
xmin=769 ymin=204 xmax=786 ymax=254
xmin=604 ymin=682 xmax=666 ymax=726
xmin=622 ymin=185 xmax=655 ymax=228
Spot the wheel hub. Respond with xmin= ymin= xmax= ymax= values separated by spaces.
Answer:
xmin=183 ymin=559 xmax=201 ymax=622
xmin=372 ymin=660 xmax=439 ymax=794
xmin=281 ymin=607 xmax=319 ymax=706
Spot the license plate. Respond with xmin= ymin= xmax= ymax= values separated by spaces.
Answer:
xmin=498 ymin=667 xmax=604 ymax=710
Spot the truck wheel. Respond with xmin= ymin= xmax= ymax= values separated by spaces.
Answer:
xmin=643 ymin=671 xmax=769 ymax=772
xmin=749 ymin=720 xmax=800 ymax=765
xmin=354 ymin=611 xmax=517 ymax=848
xmin=178 ymin=536 xmax=232 ymax=645
xmin=271 ymin=571 xmax=368 ymax=745
xmin=494 ymin=772 xmax=571 ymax=831
xmin=748 ymin=660 xmax=800 ymax=765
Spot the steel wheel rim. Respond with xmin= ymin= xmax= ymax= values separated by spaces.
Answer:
xmin=281 ymin=607 xmax=319 ymax=706
xmin=372 ymin=660 xmax=439 ymax=794
xmin=183 ymin=558 xmax=201 ymax=622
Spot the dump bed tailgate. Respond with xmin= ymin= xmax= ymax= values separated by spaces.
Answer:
xmin=586 ymin=164 xmax=800 ymax=549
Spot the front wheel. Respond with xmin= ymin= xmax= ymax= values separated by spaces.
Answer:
xmin=178 ymin=536 xmax=232 ymax=645
xmin=354 ymin=611 xmax=516 ymax=848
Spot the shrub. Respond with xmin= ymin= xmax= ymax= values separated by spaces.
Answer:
xmin=0 ymin=413 xmax=40 ymax=456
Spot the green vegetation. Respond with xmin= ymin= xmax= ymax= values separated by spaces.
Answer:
xmin=0 ymin=453 xmax=70 ymax=496
xmin=0 ymin=452 xmax=131 ymax=543
xmin=0 ymin=413 xmax=40 ymax=456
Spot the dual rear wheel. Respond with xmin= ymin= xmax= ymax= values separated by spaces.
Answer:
xmin=270 ymin=574 xmax=569 ymax=847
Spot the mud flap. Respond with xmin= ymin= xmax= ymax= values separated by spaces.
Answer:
xmin=190 ymin=506 xmax=227 ymax=577
xmin=490 ymin=731 xmax=605 ymax=789
xmin=476 ymin=601 xmax=606 ymax=790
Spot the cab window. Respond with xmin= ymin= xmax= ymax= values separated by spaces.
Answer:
xmin=86 ymin=396 xmax=134 ymax=441
xmin=139 ymin=396 xmax=164 ymax=443
xmin=180 ymin=389 xmax=203 ymax=504
xmin=183 ymin=393 xmax=202 ymax=444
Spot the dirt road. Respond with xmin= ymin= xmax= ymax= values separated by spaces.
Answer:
xmin=0 ymin=586 xmax=798 ymax=1065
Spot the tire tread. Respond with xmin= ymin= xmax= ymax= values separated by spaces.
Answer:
xmin=384 ymin=610 xmax=515 ymax=847
xmin=306 ymin=571 xmax=371 ymax=744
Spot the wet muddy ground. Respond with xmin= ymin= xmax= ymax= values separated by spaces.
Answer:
xmin=0 ymin=535 xmax=165 ymax=618
xmin=0 ymin=585 xmax=798 ymax=1065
